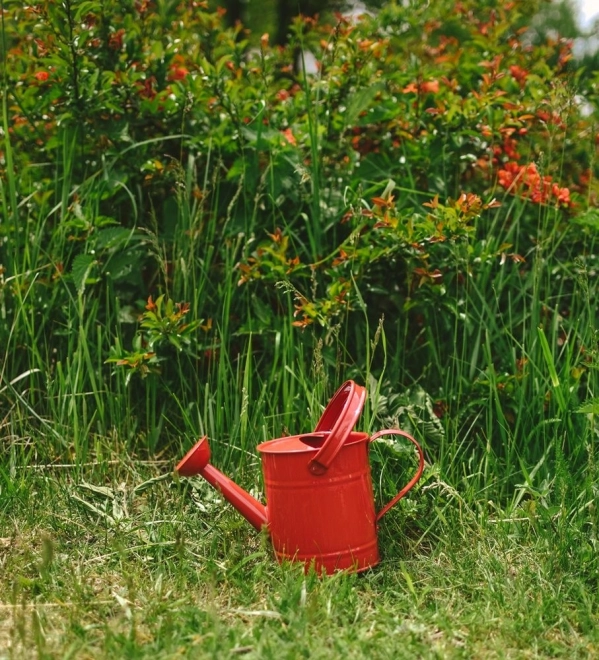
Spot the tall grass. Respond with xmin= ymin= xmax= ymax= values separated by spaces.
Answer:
xmin=2 ymin=109 xmax=597 ymax=510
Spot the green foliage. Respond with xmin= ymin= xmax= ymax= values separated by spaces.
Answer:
xmin=106 ymin=294 xmax=206 ymax=382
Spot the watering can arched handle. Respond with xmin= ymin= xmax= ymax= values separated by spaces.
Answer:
xmin=371 ymin=429 xmax=425 ymax=522
xmin=309 ymin=381 xmax=367 ymax=476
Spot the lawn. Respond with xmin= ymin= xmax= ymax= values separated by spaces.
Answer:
xmin=2 ymin=457 xmax=598 ymax=659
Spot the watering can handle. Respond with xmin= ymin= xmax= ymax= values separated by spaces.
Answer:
xmin=309 ymin=381 xmax=367 ymax=475
xmin=371 ymin=429 xmax=425 ymax=522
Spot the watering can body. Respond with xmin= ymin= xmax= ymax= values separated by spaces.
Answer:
xmin=176 ymin=381 xmax=424 ymax=574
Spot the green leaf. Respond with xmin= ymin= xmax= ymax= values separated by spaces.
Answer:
xmin=95 ymin=227 xmax=134 ymax=250
xmin=133 ymin=473 xmax=172 ymax=496
xmin=572 ymin=209 xmax=599 ymax=230
xmin=537 ymin=326 xmax=567 ymax=412
xmin=345 ymin=82 xmax=385 ymax=125
xmin=103 ymin=250 xmax=143 ymax=281
xmin=575 ymin=399 xmax=599 ymax=414
xmin=75 ymin=1 xmax=102 ymax=22
xmin=93 ymin=216 xmax=120 ymax=229
xmin=71 ymin=254 xmax=96 ymax=295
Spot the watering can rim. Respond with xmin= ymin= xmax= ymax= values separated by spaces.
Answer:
xmin=256 ymin=430 xmax=370 ymax=454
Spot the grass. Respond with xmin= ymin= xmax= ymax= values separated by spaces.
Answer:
xmin=2 ymin=455 xmax=599 ymax=659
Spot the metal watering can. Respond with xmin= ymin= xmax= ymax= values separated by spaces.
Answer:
xmin=176 ymin=381 xmax=425 ymax=574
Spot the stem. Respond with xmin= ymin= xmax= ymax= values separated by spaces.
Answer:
xmin=64 ymin=0 xmax=81 ymax=111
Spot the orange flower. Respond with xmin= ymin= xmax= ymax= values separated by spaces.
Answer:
xmin=401 ymin=82 xmax=419 ymax=94
xmin=509 ymin=65 xmax=528 ymax=85
xmin=420 ymin=79 xmax=439 ymax=94
xmin=497 ymin=161 xmax=520 ymax=189
xmin=281 ymin=128 xmax=297 ymax=146
xmin=552 ymin=184 xmax=571 ymax=207
xmin=34 ymin=71 xmax=49 ymax=82
xmin=168 ymin=65 xmax=189 ymax=81
xmin=402 ymin=80 xmax=439 ymax=95
xmin=498 ymin=161 xmax=570 ymax=208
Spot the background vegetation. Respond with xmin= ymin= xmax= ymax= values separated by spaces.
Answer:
xmin=1 ymin=0 xmax=598 ymax=656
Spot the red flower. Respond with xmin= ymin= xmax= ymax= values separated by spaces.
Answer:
xmin=168 ymin=66 xmax=188 ymax=81
xmin=552 ymin=184 xmax=571 ymax=207
xmin=420 ymin=79 xmax=440 ymax=94
xmin=509 ymin=65 xmax=528 ymax=85
xmin=498 ymin=161 xmax=571 ymax=208
xmin=497 ymin=161 xmax=520 ymax=189
xmin=281 ymin=128 xmax=296 ymax=146
xmin=34 ymin=71 xmax=49 ymax=82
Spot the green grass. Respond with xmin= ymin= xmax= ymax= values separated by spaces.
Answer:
xmin=2 ymin=455 xmax=598 ymax=659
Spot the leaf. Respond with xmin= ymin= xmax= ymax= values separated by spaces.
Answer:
xmin=70 ymin=494 xmax=116 ymax=524
xmin=95 ymin=227 xmax=133 ymax=250
xmin=70 ymin=254 xmax=96 ymax=295
xmin=78 ymin=482 xmax=115 ymax=499
xmin=226 ymin=157 xmax=246 ymax=181
xmin=133 ymin=473 xmax=172 ymax=496
xmin=345 ymin=82 xmax=385 ymax=124
xmin=75 ymin=1 xmax=102 ymax=22
xmin=93 ymin=216 xmax=120 ymax=228
xmin=103 ymin=249 xmax=144 ymax=281
xmin=575 ymin=399 xmax=599 ymax=414
xmin=572 ymin=209 xmax=599 ymax=229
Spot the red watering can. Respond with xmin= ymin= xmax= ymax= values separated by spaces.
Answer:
xmin=176 ymin=381 xmax=425 ymax=574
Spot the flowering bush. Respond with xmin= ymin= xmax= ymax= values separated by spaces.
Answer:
xmin=2 ymin=0 xmax=598 ymax=409
xmin=498 ymin=161 xmax=571 ymax=206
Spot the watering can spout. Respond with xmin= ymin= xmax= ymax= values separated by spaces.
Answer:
xmin=176 ymin=436 xmax=268 ymax=532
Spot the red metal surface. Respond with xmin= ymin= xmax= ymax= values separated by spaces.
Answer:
xmin=174 ymin=381 xmax=425 ymax=575
xmin=310 ymin=381 xmax=366 ymax=475
xmin=259 ymin=431 xmax=379 ymax=573
xmin=176 ymin=436 xmax=268 ymax=531
xmin=176 ymin=436 xmax=211 ymax=476
xmin=200 ymin=463 xmax=268 ymax=531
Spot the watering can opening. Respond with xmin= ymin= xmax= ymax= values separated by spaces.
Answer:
xmin=176 ymin=435 xmax=211 ymax=477
xmin=256 ymin=431 xmax=370 ymax=455
xmin=298 ymin=433 xmax=327 ymax=449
